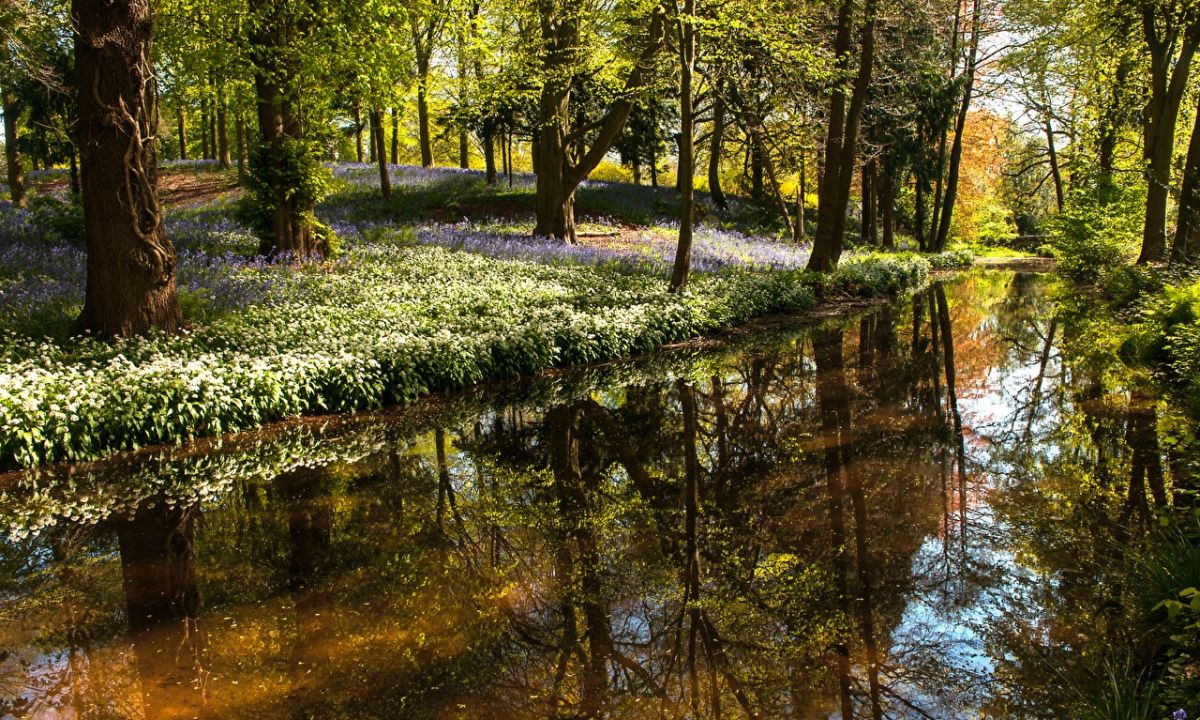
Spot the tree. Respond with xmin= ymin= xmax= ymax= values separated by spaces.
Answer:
xmin=531 ymin=0 xmax=666 ymax=242
xmin=72 ymin=0 xmax=183 ymax=336
xmin=244 ymin=0 xmax=335 ymax=259
xmin=1132 ymin=0 xmax=1200 ymax=263
xmin=410 ymin=0 xmax=448 ymax=168
xmin=808 ymin=0 xmax=879 ymax=271
xmin=669 ymin=0 xmax=698 ymax=290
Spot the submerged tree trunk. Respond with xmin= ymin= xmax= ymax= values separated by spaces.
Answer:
xmin=807 ymin=0 xmax=877 ymax=271
xmin=2 ymin=86 xmax=26 ymax=207
xmin=73 ymin=0 xmax=183 ymax=337
xmin=370 ymin=107 xmax=391 ymax=198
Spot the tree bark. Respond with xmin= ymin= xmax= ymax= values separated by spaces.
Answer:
xmin=73 ymin=0 xmax=183 ymax=337
xmin=807 ymin=0 xmax=877 ymax=271
xmin=200 ymin=97 xmax=210 ymax=159
xmin=2 ymin=86 xmax=26 ymax=207
xmin=370 ymin=107 xmax=391 ymax=198
xmin=670 ymin=0 xmax=696 ymax=291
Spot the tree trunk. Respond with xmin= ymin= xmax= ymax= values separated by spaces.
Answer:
xmin=933 ymin=0 xmax=981 ymax=252
xmin=880 ymin=159 xmax=895 ymax=249
xmin=1138 ymin=23 xmax=1200 ymax=263
xmin=2 ymin=86 xmax=26 ymax=207
xmin=482 ymin=126 xmax=497 ymax=183
xmin=1174 ymin=93 xmax=1200 ymax=261
xmin=248 ymin=0 xmax=323 ymax=259
xmin=176 ymin=105 xmax=187 ymax=161
xmin=370 ymin=107 xmax=391 ymax=198
xmin=750 ymin=138 xmax=764 ymax=201
xmin=708 ymin=85 xmax=727 ymax=210
xmin=353 ymin=101 xmax=364 ymax=163
xmin=807 ymin=0 xmax=877 ymax=271
xmin=208 ymin=97 xmax=217 ymax=161
xmin=235 ymin=104 xmax=247 ymax=182
xmin=1044 ymin=116 xmax=1064 ymax=212
xmin=670 ymin=0 xmax=696 ymax=291
xmin=415 ymin=50 xmax=434 ymax=167
xmin=861 ymin=158 xmax=876 ymax=245
xmin=914 ymin=178 xmax=927 ymax=250
xmin=390 ymin=107 xmax=399 ymax=164
xmin=798 ymin=151 xmax=807 ymax=239
xmin=69 ymin=143 xmax=80 ymax=196
xmin=73 ymin=0 xmax=183 ymax=337
xmin=200 ymin=97 xmax=211 ymax=159
xmin=532 ymin=0 xmax=664 ymax=242
xmin=216 ymin=79 xmax=231 ymax=169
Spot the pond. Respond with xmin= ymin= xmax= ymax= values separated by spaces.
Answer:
xmin=0 ymin=269 xmax=1191 ymax=719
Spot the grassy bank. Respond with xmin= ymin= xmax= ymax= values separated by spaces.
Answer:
xmin=0 ymin=163 xmax=970 ymax=469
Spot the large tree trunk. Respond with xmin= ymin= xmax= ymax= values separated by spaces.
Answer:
xmin=248 ymin=0 xmax=323 ymax=259
xmin=933 ymin=0 xmax=981 ymax=252
xmin=1174 ymin=93 xmax=1200 ymax=261
xmin=669 ymin=0 xmax=696 ymax=291
xmin=708 ymin=85 xmax=727 ymax=210
xmin=2 ymin=85 xmax=26 ymax=207
xmin=483 ymin=127 xmax=497 ymax=183
xmin=1138 ymin=23 xmax=1200 ymax=263
xmin=73 ymin=0 xmax=183 ymax=337
xmin=370 ymin=107 xmax=391 ymax=198
xmin=807 ymin=0 xmax=877 ymax=271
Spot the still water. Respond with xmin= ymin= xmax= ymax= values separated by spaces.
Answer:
xmin=0 ymin=270 xmax=1190 ymax=719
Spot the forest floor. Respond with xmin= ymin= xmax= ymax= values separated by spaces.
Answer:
xmin=0 ymin=161 xmax=974 ymax=470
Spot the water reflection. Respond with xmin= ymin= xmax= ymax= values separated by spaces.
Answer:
xmin=0 ymin=271 xmax=1195 ymax=718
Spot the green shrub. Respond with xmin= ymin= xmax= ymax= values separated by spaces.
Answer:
xmin=1049 ymin=188 xmax=1141 ymax=282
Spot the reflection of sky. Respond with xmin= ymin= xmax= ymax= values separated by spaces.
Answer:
xmin=883 ymin=302 xmax=1064 ymax=718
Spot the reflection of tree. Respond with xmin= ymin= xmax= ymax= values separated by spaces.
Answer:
xmin=113 ymin=501 xmax=207 ymax=719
